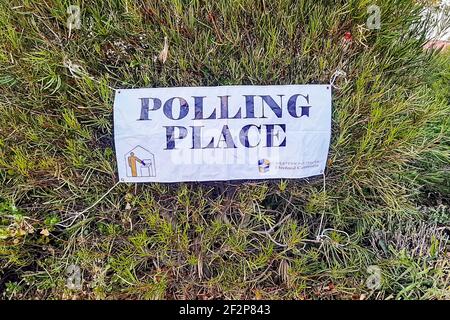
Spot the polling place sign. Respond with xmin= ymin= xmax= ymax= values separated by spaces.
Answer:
xmin=114 ymin=85 xmax=331 ymax=183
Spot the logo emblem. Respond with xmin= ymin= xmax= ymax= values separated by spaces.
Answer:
xmin=125 ymin=146 xmax=156 ymax=177
xmin=258 ymin=159 xmax=270 ymax=173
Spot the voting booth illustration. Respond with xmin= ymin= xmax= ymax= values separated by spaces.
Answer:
xmin=125 ymin=146 xmax=156 ymax=178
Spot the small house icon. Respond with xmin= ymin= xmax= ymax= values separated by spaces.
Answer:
xmin=124 ymin=146 xmax=156 ymax=178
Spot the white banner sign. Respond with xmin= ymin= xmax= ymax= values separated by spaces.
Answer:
xmin=114 ymin=85 xmax=331 ymax=183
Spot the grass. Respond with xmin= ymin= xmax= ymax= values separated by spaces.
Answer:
xmin=0 ymin=0 xmax=449 ymax=299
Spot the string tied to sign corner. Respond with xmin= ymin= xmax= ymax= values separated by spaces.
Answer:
xmin=330 ymin=69 xmax=348 ymax=90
